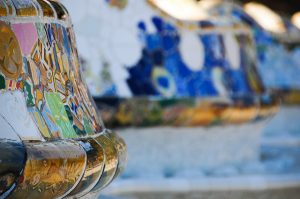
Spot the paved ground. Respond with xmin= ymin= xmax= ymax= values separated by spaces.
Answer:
xmin=102 ymin=187 xmax=300 ymax=199
xmin=97 ymin=107 xmax=300 ymax=199
xmin=97 ymin=139 xmax=300 ymax=199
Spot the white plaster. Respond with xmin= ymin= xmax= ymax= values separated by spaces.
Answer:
xmin=179 ymin=30 xmax=204 ymax=71
xmin=62 ymin=0 xmax=87 ymax=24
xmin=61 ymin=0 xmax=160 ymax=97
xmin=61 ymin=0 xmax=253 ymax=98
xmin=0 ymin=115 xmax=21 ymax=141
xmin=0 ymin=90 xmax=44 ymax=141
xmin=224 ymin=32 xmax=241 ymax=70
xmin=111 ymin=29 xmax=142 ymax=67
xmin=212 ymin=67 xmax=227 ymax=96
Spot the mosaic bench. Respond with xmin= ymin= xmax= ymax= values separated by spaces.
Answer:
xmin=62 ymin=0 xmax=280 ymax=176
xmin=0 ymin=0 xmax=127 ymax=198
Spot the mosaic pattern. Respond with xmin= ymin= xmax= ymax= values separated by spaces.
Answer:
xmin=106 ymin=0 xmax=128 ymax=9
xmin=105 ymin=130 xmax=128 ymax=179
xmin=125 ymin=17 xmax=263 ymax=98
xmin=0 ymin=1 xmax=103 ymax=138
xmin=66 ymin=0 xmax=264 ymax=98
xmin=0 ymin=140 xmax=26 ymax=198
xmin=0 ymin=0 xmax=127 ymax=198
xmin=0 ymin=12 xmax=101 ymax=139
xmin=8 ymin=141 xmax=87 ymax=199
xmin=232 ymin=6 xmax=300 ymax=104
xmin=96 ymin=96 xmax=279 ymax=127
xmin=68 ymin=138 xmax=105 ymax=198
xmin=92 ymin=134 xmax=119 ymax=192
xmin=62 ymin=0 xmax=278 ymax=127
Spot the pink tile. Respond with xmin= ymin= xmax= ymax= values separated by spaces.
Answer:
xmin=12 ymin=23 xmax=38 ymax=55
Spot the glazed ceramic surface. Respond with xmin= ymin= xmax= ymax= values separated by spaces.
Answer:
xmin=63 ymin=0 xmax=278 ymax=127
xmin=232 ymin=5 xmax=300 ymax=104
xmin=0 ymin=0 xmax=101 ymax=139
xmin=0 ymin=0 xmax=127 ymax=198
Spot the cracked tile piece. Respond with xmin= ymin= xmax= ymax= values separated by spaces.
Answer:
xmin=0 ymin=90 xmax=44 ymax=141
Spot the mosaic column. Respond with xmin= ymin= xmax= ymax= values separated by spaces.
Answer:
xmin=0 ymin=0 xmax=127 ymax=198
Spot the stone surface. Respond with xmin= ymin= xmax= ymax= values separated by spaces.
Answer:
xmin=99 ymin=107 xmax=300 ymax=198
xmin=108 ymin=188 xmax=300 ymax=199
xmin=264 ymin=106 xmax=300 ymax=138
xmin=118 ymin=121 xmax=266 ymax=178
